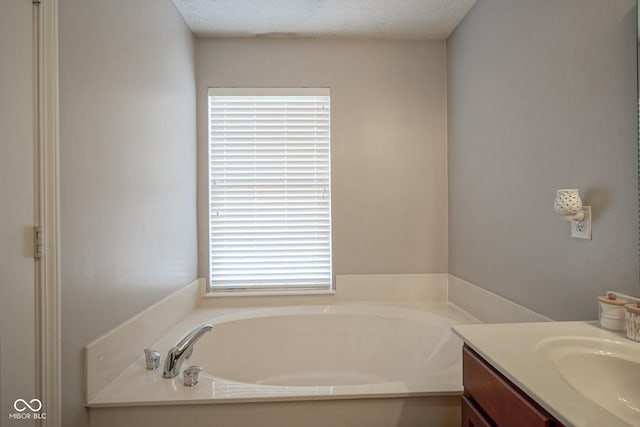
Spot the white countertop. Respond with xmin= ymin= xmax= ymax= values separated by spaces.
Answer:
xmin=453 ymin=321 xmax=640 ymax=427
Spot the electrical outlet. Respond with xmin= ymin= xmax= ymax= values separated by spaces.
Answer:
xmin=571 ymin=206 xmax=592 ymax=240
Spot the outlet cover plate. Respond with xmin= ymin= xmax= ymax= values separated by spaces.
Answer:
xmin=571 ymin=206 xmax=592 ymax=240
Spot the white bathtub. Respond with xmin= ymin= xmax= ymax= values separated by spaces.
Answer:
xmin=88 ymin=302 xmax=477 ymax=407
xmin=87 ymin=273 xmax=550 ymax=426
xmin=189 ymin=304 xmax=465 ymax=396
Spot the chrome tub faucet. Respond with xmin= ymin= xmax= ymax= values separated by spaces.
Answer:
xmin=162 ymin=323 xmax=213 ymax=379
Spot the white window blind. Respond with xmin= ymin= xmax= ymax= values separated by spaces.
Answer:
xmin=208 ymin=88 xmax=332 ymax=290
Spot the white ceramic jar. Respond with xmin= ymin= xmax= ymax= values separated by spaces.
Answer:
xmin=598 ymin=294 xmax=628 ymax=331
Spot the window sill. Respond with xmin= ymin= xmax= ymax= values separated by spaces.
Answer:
xmin=204 ymin=289 xmax=336 ymax=298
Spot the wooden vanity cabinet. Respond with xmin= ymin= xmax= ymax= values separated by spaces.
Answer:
xmin=461 ymin=345 xmax=565 ymax=427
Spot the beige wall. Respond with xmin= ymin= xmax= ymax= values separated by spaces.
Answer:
xmin=0 ymin=2 xmax=35 ymax=426
xmin=196 ymin=39 xmax=448 ymax=281
xmin=447 ymin=0 xmax=638 ymax=320
xmin=59 ymin=1 xmax=197 ymax=426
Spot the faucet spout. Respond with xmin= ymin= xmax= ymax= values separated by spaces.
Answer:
xmin=162 ymin=324 xmax=213 ymax=378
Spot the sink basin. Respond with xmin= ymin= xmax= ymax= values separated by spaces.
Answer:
xmin=537 ymin=337 xmax=640 ymax=426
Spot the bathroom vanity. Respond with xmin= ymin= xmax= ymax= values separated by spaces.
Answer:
xmin=453 ymin=322 xmax=640 ymax=427
xmin=461 ymin=345 xmax=562 ymax=427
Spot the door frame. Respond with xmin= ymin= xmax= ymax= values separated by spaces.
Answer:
xmin=33 ymin=0 xmax=61 ymax=426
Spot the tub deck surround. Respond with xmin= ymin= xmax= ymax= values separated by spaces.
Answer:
xmin=448 ymin=275 xmax=551 ymax=323
xmin=84 ymin=273 xmax=555 ymax=409
xmin=453 ymin=322 xmax=638 ymax=427
xmin=87 ymin=301 xmax=478 ymax=407
xmin=200 ymin=273 xmax=449 ymax=308
xmin=84 ymin=278 xmax=204 ymax=402
xmin=84 ymin=274 xmax=448 ymax=403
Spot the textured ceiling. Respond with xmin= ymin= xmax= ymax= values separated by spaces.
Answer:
xmin=171 ymin=0 xmax=477 ymax=40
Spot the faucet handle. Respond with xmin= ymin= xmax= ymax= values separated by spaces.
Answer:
xmin=144 ymin=349 xmax=161 ymax=370
xmin=183 ymin=365 xmax=203 ymax=387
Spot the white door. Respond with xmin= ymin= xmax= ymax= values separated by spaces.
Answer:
xmin=0 ymin=0 xmax=37 ymax=426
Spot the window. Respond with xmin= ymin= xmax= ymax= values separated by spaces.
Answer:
xmin=208 ymin=88 xmax=332 ymax=291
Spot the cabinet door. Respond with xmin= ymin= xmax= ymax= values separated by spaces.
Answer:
xmin=463 ymin=346 xmax=555 ymax=427
xmin=461 ymin=395 xmax=494 ymax=427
